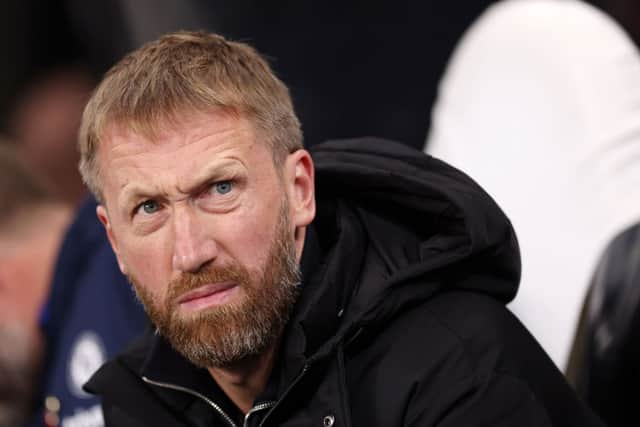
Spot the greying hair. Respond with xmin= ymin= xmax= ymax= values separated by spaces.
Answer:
xmin=78 ymin=31 xmax=302 ymax=202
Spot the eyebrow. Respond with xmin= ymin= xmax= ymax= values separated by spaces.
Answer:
xmin=118 ymin=159 xmax=245 ymax=213
xmin=176 ymin=160 xmax=244 ymax=195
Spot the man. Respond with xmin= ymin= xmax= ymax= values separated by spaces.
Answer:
xmin=83 ymin=32 xmax=603 ymax=426
xmin=0 ymin=142 xmax=71 ymax=427
xmin=8 ymin=66 xmax=94 ymax=207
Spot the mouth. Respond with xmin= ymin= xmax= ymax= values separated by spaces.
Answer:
xmin=176 ymin=282 xmax=239 ymax=313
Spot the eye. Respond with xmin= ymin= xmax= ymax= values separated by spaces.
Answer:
xmin=138 ymin=200 xmax=160 ymax=215
xmin=213 ymin=181 xmax=233 ymax=195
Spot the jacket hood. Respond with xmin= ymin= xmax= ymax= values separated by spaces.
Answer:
xmin=297 ymin=138 xmax=521 ymax=358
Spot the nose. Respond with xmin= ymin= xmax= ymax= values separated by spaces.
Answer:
xmin=171 ymin=205 xmax=218 ymax=273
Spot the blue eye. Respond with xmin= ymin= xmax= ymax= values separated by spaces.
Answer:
xmin=214 ymin=181 xmax=233 ymax=195
xmin=141 ymin=200 xmax=159 ymax=214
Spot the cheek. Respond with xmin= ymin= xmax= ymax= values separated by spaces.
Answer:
xmin=118 ymin=234 xmax=173 ymax=300
xmin=222 ymin=203 xmax=280 ymax=269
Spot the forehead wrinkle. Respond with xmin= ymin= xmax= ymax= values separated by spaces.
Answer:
xmin=104 ymin=122 xmax=240 ymax=171
xmin=103 ymin=109 xmax=258 ymax=171
xmin=103 ymin=111 xmax=260 ymax=210
xmin=108 ymin=108 xmax=240 ymax=142
xmin=115 ymin=144 xmax=249 ymax=210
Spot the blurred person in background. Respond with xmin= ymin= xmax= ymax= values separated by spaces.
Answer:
xmin=427 ymin=0 xmax=640 ymax=371
xmin=0 ymin=142 xmax=71 ymax=427
xmin=1 ymin=0 xmax=94 ymax=208
xmin=7 ymin=66 xmax=94 ymax=207
xmin=6 ymin=79 xmax=149 ymax=424
xmin=23 ymin=194 xmax=147 ymax=427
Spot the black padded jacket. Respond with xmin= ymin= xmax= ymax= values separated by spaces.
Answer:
xmin=86 ymin=138 xmax=604 ymax=427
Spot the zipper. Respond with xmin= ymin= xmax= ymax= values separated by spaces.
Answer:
xmin=257 ymin=364 xmax=310 ymax=427
xmin=142 ymin=376 xmax=238 ymax=427
xmin=243 ymin=401 xmax=276 ymax=427
xmin=143 ymin=376 xmax=282 ymax=427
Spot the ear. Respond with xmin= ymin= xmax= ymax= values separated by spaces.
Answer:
xmin=284 ymin=149 xmax=316 ymax=230
xmin=96 ymin=205 xmax=128 ymax=276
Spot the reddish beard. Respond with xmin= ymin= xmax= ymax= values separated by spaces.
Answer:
xmin=131 ymin=203 xmax=300 ymax=368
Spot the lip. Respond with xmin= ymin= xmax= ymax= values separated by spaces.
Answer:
xmin=176 ymin=282 xmax=239 ymax=312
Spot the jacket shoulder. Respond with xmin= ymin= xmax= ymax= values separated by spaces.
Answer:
xmin=420 ymin=290 xmax=546 ymax=368
xmin=348 ymin=290 xmax=602 ymax=426
xmin=412 ymin=290 xmax=576 ymax=395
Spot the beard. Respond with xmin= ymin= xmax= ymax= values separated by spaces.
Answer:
xmin=0 ymin=324 xmax=41 ymax=427
xmin=131 ymin=200 xmax=301 ymax=368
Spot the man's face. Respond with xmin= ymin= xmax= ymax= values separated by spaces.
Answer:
xmin=96 ymin=110 xmax=315 ymax=367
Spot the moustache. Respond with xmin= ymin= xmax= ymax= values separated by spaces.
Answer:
xmin=166 ymin=263 xmax=252 ymax=306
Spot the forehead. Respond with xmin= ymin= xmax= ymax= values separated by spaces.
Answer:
xmin=104 ymin=109 xmax=255 ymax=150
xmin=97 ymin=110 xmax=276 ymax=207
xmin=98 ymin=110 xmax=269 ymax=179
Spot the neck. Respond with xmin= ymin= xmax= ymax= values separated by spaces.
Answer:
xmin=207 ymin=342 xmax=278 ymax=414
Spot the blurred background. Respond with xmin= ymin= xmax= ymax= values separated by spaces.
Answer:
xmin=1 ymin=1 xmax=640 ymax=426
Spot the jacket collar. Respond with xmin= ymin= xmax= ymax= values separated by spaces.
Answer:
xmin=139 ymin=332 xmax=244 ymax=422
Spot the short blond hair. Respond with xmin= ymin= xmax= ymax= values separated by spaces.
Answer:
xmin=78 ymin=31 xmax=302 ymax=202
